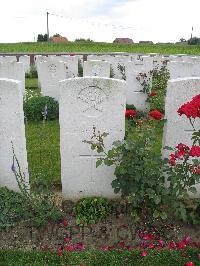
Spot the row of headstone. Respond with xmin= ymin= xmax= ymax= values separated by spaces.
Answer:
xmin=0 ymin=76 xmax=199 ymax=198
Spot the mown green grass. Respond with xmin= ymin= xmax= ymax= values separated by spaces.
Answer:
xmin=25 ymin=78 xmax=38 ymax=89
xmin=0 ymin=249 xmax=200 ymax=266
xmin=25 ymin=120 xmax=61 ymax=186
xmin=1 ymin=42 xmax=200 ymax=55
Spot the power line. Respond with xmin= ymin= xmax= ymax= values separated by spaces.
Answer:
xmin=48 ymin=12 xmax=146 ymax=31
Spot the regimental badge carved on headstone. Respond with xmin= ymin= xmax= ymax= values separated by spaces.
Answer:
xmin=77 ymin=86 xmax=107 ymax=117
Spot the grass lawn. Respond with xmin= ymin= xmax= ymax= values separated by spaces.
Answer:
xmin=25 ymin=120 xmax=61 ymax=187
xmin=0 ymin=249 xmax=200 ymax=266
xmin=0 ymin=42 xmax=200 ymax=55
xmin=25 ymin=78 xmax=39 ymax=89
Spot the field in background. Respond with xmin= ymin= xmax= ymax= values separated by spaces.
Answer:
xmin=0 ymin=42 xmax=200 ymax=54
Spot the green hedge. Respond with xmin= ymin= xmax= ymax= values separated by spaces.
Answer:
xmin=0 ymin=248 xmax=200 ymax=266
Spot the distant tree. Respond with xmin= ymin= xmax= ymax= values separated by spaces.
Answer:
xmin=37 ymin=34 xmax=48 ymax=42
xmin=188 ymin=37 xmax=200 ymax=45
xmin=179 ymin=38 xmax=187 ymax=43
xmin=74 ymin=38 xmax=94 ymax=42
xmin=53 ymin=33 xmax=61 ymax=37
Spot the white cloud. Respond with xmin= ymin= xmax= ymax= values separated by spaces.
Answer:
xmin=0 ymin=0 xmax=199 ymax=43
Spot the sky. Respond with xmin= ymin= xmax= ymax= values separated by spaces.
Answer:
xmin=0 ymin=0 xmax=200 ymax=43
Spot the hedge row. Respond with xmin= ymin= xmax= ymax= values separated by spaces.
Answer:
xmin=0 ymin=248 xmax=200 ymax=266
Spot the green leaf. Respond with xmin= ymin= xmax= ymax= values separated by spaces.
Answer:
xmin=153 ymin=210 xmax=160 ymax=219
xmin=160 ymin=211 xmax=167 ymax=220
xmin=154 ymin=195 xmax=161 ymax=205
xmin=163 ymin=146 xmax=174 ymax=151
xmin=96 ymin=159 xmax=102 ymax=168
xmin=188 ymin=187 xmax=197 ymax=194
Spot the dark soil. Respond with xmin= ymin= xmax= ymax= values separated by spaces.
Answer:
xmin=0 ymin=199 xmax=200 ymax=251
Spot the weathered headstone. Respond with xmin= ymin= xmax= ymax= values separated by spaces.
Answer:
xmin=19 ymin=55 xmax=31 ymax=73
xmin=0 ymin=62 xmax=25 ymax=94
xmin=167 ymin=61 xmax=199 ymax=79
xmin=163 ymin=77 xmax=200 ymax=151
xmin=83 ymin=60 xmax=110 ymax=77
xmin=163 ymin=77 xmax=200 ymax=195
xmin=59 ymin=77 xmax=126 ymax=199
xmin=37 ymin=59 xmax=66 ymax=100
xmin=0 ymin=78 xmax=29 ymax=192
xmin=0 ymin=56 xmax=17 ymax=63
xmin=125 ymin=61 xmax=153 ymax=110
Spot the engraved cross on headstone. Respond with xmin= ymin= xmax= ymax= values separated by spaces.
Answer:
xmin=79 ymin=151 xmax=104 ymax=182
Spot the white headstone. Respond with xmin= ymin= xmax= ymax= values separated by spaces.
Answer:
xmin=0 ymin=78 xmax=29 ymax=192
xmin=19 ymin=55 xmax=30 ymax=73
xmin=125 ymin=61 xmax=153 ymax=110
xmin=167 ymin=61 xmax=199 ymax=79
xmin=163 ymin=77 xmax=200 ymax=195
xmin=0 ymin=62 xmax=25 ymax=94
xmin=37 ymin=59 xmax=66 ymax=101
xmin=0 ymin=56 xmax=17 ymax=63
xmin=83 ymin=60 xmax=110 ymax=77
xmin=59 ymin=77 xmax=126 ymax=199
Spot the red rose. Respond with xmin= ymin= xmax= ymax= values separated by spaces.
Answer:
xmin=190 ymin=146 xmax=200 ymax=157
xmin=148 ymin=91 xmax=157 ymax=97
xmin=62 ymin=219 xmax=68 ymax=227
xmin=141 ymin=251 xmax=148 ymax=257
xmin=58 ymin=247 xmax=62 ymax=256
xmin=169 ymin=153 xmax=176 ymax=166
xmin=149 ymin=110 xmax=163 ymax=120
xmin=125 ymin=109 xmax=137 ymax=119
xmin=185 ymin=262 xmax=194 ymax=266
xmin=178 ymin=94 xmax=200 ymax=119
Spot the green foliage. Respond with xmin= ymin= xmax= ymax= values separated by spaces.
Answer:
xmin=25 ymin=65 xmax=38 ymax=78
xmin=117 ymin=64 xmax=126 ymax=80
xmin=0 ymin=187 xmax=30 ymax=229
xmin=25 ymin=120 xmax=60 ymax=185
xmin=85 ymin=121 xmax=167 ymax=223
xmin=110 ymin=66 xmax=115 ymax=78
xmin=136 ymin=64 xmax=170 ymax=113
xmin=73 ymin=197 xmax=111 ymax=226
xmin=53 ymin=33 xmax=61 ymax=37
xmin=37 ymin=34 xmax=48 ymax=42
xmin=150 ymin=64 xmax=170 ymax=112
xmin=25 ymin=78 xmax=39 ymax=89
xmin=0 ymin=248 xmax=200 ymax=266
xmin=0 ymin=185 xmax=63 ymax=230
xmin=74 ymin=38 xmax=94 ymax=42
xmin=78 ymin=60 xmax=83 ymax=77
xmin=10 ymin=149 xmax=63 ymax=228
xmin=2 ymin=42 xmax=200 ymax=54
xmin=24 ymin=95 xmax=59 ymax=121
xmin=188 ymin=37 xmax=200 ymax=45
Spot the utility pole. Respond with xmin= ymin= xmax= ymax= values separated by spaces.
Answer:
xmin=191 ymin=26 xmax=193 ymax=39
xmin=47 ymin=12 xmax=49 ymax=41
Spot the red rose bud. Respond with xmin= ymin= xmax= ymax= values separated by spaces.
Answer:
xmin=149 ymin=110 xmax=163 ymax=120
xmin=64 ymin=237 xmax=71 ymax=243
xmin=185 ymin=262 xmax=195 ymax=266
xmin=125 ymin=109 xmax=137 ymax=119
xmin=141 ymin=251 xmax=148 ymax=257
xmin=58 ymin=248 xmax=62 ymax=257
xmin=148 ymin=91 xmax=157 ymax=97
xmin=62 ymin=219 xmax=68 ymax=227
